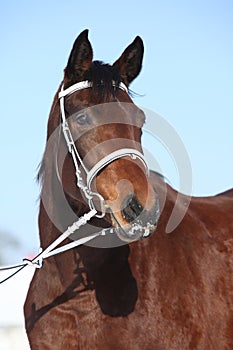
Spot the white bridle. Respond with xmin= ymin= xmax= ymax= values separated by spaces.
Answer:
xmin=58 ymin=80 xmax=149 ymax=218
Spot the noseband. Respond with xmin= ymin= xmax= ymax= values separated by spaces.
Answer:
xmin=58 ymin=80 xmax=149 ymax=218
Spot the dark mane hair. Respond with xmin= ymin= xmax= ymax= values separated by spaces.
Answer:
xmin=83 ymin=60 xmax=122 ymax=102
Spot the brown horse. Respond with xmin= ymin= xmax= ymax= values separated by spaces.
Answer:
xmin=24 ymin=30 xmax=233 ymax=349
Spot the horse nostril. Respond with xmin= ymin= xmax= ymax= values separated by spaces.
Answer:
xmin=122 ymin=194 xmax=143 ymax=223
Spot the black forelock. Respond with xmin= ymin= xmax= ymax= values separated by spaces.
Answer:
xmin=83 ymin=61 xmax=121 ymax=101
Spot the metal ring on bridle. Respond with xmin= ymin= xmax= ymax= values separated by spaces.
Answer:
xmin=88 ymin=192 xmax=106 ymax=218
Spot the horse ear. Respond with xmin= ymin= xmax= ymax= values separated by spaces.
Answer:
xmin=113 ymin=36 xmax=144 ymax=86
xmin=65 ymin=29 xmax=93 ymax=84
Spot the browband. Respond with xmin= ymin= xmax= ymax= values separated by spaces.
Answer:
xmin=59 ymin=80 xmax=128 ymax=99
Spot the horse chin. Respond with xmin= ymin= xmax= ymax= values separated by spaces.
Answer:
xmin=113 ymin=221 xmax=156 ymax=243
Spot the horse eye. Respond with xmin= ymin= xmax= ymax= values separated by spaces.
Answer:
xmin=74 ymin=113 xmax=92 ymax=126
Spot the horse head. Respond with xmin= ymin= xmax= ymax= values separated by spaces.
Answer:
xmin=57 ymin=29 xmax=159 ymax=243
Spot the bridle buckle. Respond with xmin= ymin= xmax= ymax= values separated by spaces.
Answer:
xmin=88 ymin=192 xmax=106 ymax=218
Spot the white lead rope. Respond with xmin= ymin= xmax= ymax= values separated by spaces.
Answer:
xmin=0 ymin=209 xmax=108 ymax=284
xmin=23 ymin=208 xmax=98 ymax=268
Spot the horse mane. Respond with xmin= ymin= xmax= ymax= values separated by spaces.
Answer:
xmin=37 ymin=86 xmax=61 ymax=188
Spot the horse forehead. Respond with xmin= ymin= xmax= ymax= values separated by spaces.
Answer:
xmin=66 ymin=89 xmax=92 ymax=107
xmin=67 ymin=94 xmax=137 ymax=121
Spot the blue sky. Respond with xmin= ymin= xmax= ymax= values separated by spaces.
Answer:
xmin=0 ymin=0 xmax=232 ymax=261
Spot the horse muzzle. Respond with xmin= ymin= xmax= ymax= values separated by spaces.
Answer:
xmin=110 ymin=193 xmax=160 ymax=242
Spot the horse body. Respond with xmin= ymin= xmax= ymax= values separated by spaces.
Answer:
xmin=24 ymin=30 xmax=233 ymax=349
